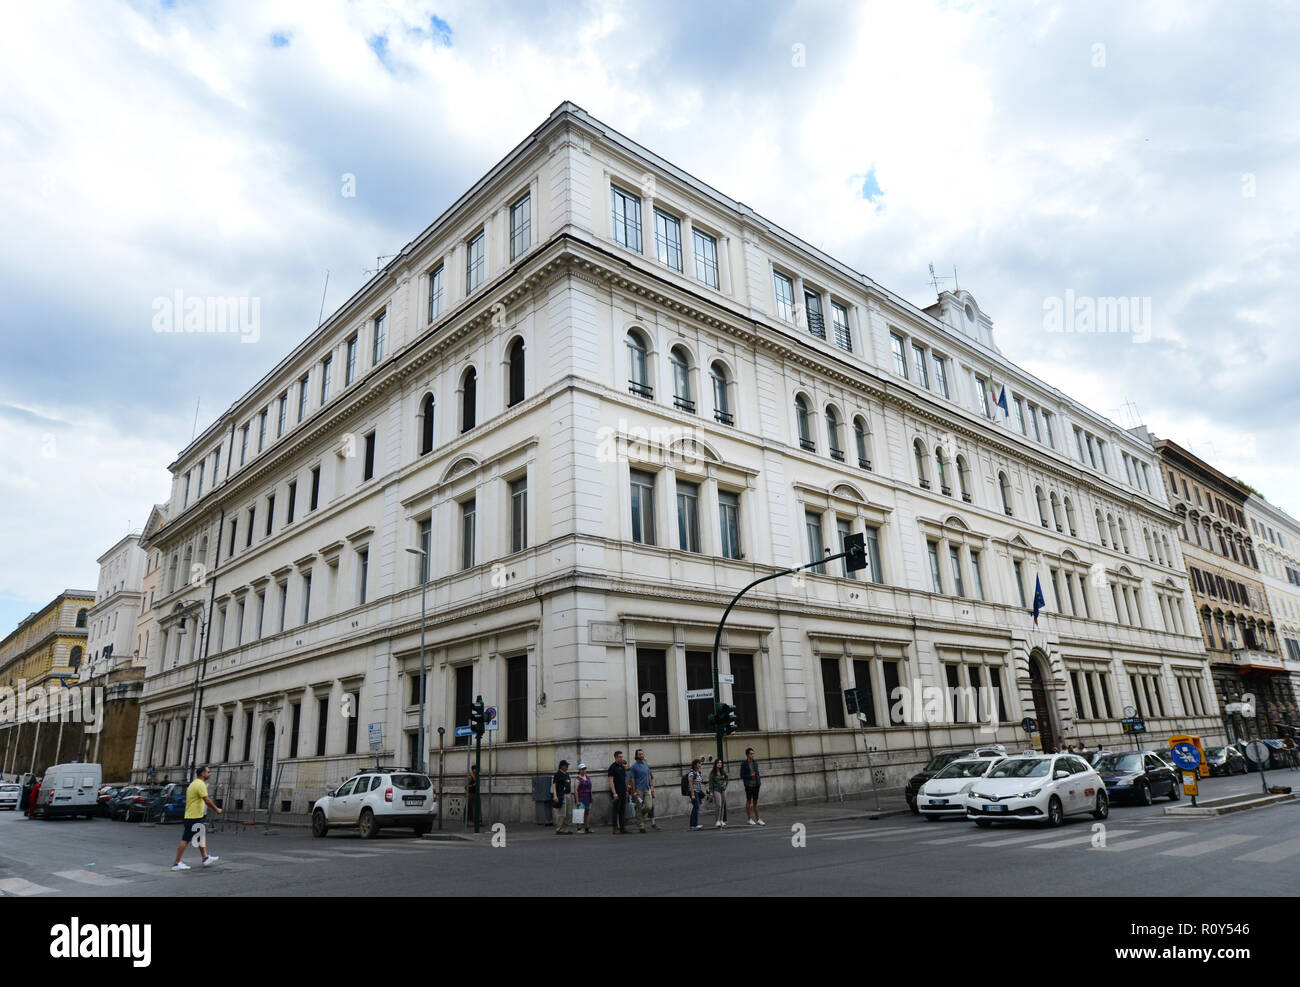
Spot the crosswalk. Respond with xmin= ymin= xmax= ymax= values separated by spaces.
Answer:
xmin=784 ymin=819 xmax=1300 ymax=862
xmin=0 ymin=840 xmax=465 ymax=897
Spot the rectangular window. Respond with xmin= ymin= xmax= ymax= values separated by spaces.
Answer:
xmin=975 ymin=375 xmax=991 ymax=417
xmin=223 ymin=712 xmax=233 ymax=763
xmin=315 ymin=697 xmax=328 ymax=757
xmin=265 ymin=495 xmax=275 ymax=536
xmin=676 ymin=480 xmax=701 ymax=553
xmin=255 ymin=591 xmax=265 ymax=639
xmin=928 ymin=541 xmax=944 ymax=594
xmin=831 ymin=302 xmax=851 ymax=351
xmin=258 ymin=409 xmax=268 ymax=451
xmin=454 ymin=666 xmax=473 ymax=747
xmin=372 ymin=310 xmax=386 ymax=365
xmin=506 ymin=654 xmax=527 ymax=743
xmin=277 ymin=582 xmax=287 ymax=633
xmin=183 ymin=472 xmax=190 ymax=508
xmin=1014 ymin=397 xmax=1027 ymax=435
xmin=933 ymin=355 xmax=949 ymax=398
xmin=246 ymin=507 xmax=255 ymax=547
xmin=631 ymin=470 xmax=657 ymax=546
xmin=301 ymin=572 xmax=311 ymax=624
xmin=357 ymin=548 xmax=368 ymax=605
xmin=693 ymin=229 xmax=719 ymax=289
xmin=821 ymin=658 xmax=845 ymax=729
xmin=1013 ymin=560 xmax=1027 ymax=608
xmin=510 ymin=477 xmax=528 ymax=554
xmin=298 ymin=374 xmax=309 ymax=422
xmin=912 ymin=343 xmax=929 ymax=388
xmin=851 ymin=658 xmax=876 ymax=727
xmin=321 ymin=355 xmax=333 ymax=403
xmin=427 ymin=265 xmax=444 ymax=322
xmin=289 ymin=703 xmax=301 ymax=759
xmin=197 ymin=463 xmax=204 ymax=497
xmin=418 ymin=519 xmax=431 ymax=582
xmin=461 ymin=498 xmax=476 ymax=570
xmin=345 ymin=336 xmax=358 ymax=386
xmin=610 ymin=185 xmax=642 ymax=251
xmin=235 ymin=599 xmax=245 ymax=646
xmin=949 ymin=546 xmax=965 ymax=597
xmin=1028 ymin=404 xmax=1041 ymax=442
xmin=1074 ymin=427 xmax=1086 ymax=462
xmin=346 ymin=692 xmax=360 ymax=753
xmin=243 ymin=710 xmax=254 ymax=761
xmin=653 ymin=208 xmax=682 ymax=272
xmin=213 ymin=447 xmax=220 ymax=481
xmin=806 ymin=512 xmax=826 ymax=574
xmin=731 ymin=653 xmax=759 ymax=731
xmin=509 ymin=193 xmax=531 ymax=260
xmin=286 ymin=481 xmax=296 ymax=524
xmin=891 ymin=333 xmax=909 ymax=378
xmin=363 ymin=431 xmax=376 ymax=481
xmin=686 ymin=651 xmax=713 ymax=734
xmin=636 ymin=648 xmax=669 ymax=735
xmin=310 ymin=466 xmax=320 ymax=511
xmin=773 ymin=272 xmax=795 ymax=323
xmin=865 ymin=526 xmax=883 ymax=583
xmin=1042 ymin=411 xmax=1054 ymax=448
xmin=719 ymin=490 xmax=741 ymax=560
xmin=229 ymin=518 xmax=238 ymax=556
xmin=970 ymin=550 xmax=985 ymax=600
xmin=239 ymin=425 xmax=249 ymax=466
xmin=466 ymin=230 xmax=485 ymax=293
xmin=277 ymin=393 xmax=287 ymax=438
xmin=837 ymin=518 xmax=855 ymax=579
xmin=805 ymin=291 xmax=825 ymax=339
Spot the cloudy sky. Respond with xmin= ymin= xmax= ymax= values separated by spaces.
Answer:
xmin=1 ymin=0 xmax=1297 ymax=634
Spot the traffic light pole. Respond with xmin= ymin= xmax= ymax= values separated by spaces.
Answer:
xmin=471 ymin=694 xmax=485 ymax=834
xmin=710 ymin=545 xmax=857 ymax=765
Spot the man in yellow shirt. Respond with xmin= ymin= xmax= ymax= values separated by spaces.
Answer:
xmin=172 ymin=765 xmax=222 ymax=871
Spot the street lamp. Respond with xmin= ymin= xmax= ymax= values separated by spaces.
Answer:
xmin=174 ymin=601 xmax=208 ymax=776
xmin=405 ymin=546 xmax=429 ymax=774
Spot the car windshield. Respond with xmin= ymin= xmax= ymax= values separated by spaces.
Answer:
xmin=925 ymin=752 xmax=968 ymax=772
xmin=1205 ymin=747 xmax=1226 ymax=758
xmin=988 ymin=758 xmax=1051 ymax=778
xmin=391 ymin=774 xmax=432 ymax=790
xmin=0 ymin=785 xmax=18 ymax=793
xmin=934 ymin=760 xmax=995 ymax=779
xmin=1095 ymin=754 xmax=1144 ymax=772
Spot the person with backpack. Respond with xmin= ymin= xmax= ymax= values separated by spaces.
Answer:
xmin=682 ymin=758 xmax=704 ymax=830
xmin=709 ymin=759 xmax=729 ymax=828
xmin=551 ymin=759 xmax=574 ymax=835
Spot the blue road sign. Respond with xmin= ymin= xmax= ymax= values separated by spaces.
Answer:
xmin=454 ymin=725 xmax=473 ymax=738
xmin=1170 ymin=742 xmax=1202 ymax=770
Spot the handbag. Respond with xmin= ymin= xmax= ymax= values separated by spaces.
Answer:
xmin=572 ymin=806 xmax=585 ymax=825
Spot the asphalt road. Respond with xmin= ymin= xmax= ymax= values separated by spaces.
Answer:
xmin=2 ymin=770 xmax=1297 ymax=896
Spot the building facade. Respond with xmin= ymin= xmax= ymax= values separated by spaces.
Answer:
xmin=134 ymin=104 xmax=1220 ymax=820
xmin=1154 ymin=438 xmax=1289 ymax=741
xmin=0 ymin=590 xmax=95 ymax=777
xmin=1245 ymin=493 xmax=1300 ymax=727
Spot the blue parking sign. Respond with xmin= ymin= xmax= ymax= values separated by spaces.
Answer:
xmin=1170 ymin=742 xmax=1202 ymax=770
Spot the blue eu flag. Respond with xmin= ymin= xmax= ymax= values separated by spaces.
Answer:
xmin=997 ymin=385 xmax=1010 ymax=417
xmin=1032 ymin=576 xmax=1045 ymax=625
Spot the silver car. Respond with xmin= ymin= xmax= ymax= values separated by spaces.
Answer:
xmin=0 ymin=783 xmax=21 ymax=810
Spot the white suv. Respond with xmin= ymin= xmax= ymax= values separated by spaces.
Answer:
xmin=311 ymin=768 xmax=438 ymax=839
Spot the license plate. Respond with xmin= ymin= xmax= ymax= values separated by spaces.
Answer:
xmin=402 ymin=796 xmax=424 ymax=806
xmin=928 ymin=799 xmax=947 ymax=806
xmin=984 ymin=804 xmax=1006 ymax=813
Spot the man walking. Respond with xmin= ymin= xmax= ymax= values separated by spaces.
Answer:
xmin=552 ymin=759 xmax=574 ymax=834
xmin=607 ymin=750 xmax=628 ymax=834
xmin=740 ymin=747 xmax=764 ymax=825
xmin=172 ymin=765 xmax=222 ymax=871
xmin=629 ymin=748 xmax=657 ymax=832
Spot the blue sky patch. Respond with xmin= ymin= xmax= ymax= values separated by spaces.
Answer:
xmin=270 ymin=32 xmax=290 ymax=48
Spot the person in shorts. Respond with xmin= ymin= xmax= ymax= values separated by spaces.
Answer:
xmin=740 ymin=747 xmax=764 ymax=825
xmin=172 ymin=765 xmax=222 ymax=871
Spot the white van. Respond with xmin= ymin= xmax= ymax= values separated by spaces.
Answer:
xmin=34 ymin=763 xmax=102 ymax=820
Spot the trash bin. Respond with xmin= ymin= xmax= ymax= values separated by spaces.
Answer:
xmin=532 ymin=776 xmax=554 ymax=825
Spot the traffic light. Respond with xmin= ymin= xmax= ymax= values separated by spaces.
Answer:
xmin=469 ymin=697 xmax=487 ymax=737
xmin=714 ymin=703 xmax=738 ymax=735
xmin=844 ymin=532 xmax=867 ymax=572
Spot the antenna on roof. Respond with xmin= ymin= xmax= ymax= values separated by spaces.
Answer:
xmin=953 ymin=265 xmax=959 ymax=292
xmin=191 ymin=397 xmax=200 ymax=441
xmin=1119 ymin=399 xmax=1143 ymax=430
xmin=318 ymin=270 xmax=330 ymax=327
xmin=928 ymin=262 xmax=952 ymax=296
xmin=362 ymin=254 xmax=396 ymax=278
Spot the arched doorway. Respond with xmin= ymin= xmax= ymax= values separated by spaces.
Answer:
xmin=1027 ymin=653 xmax=1058 ymax=751
xmin=258 ymin=722 xmax=275 ymax=810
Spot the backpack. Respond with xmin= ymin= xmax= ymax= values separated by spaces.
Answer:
xmin=681 ymin=771 xmax=693 ymax=796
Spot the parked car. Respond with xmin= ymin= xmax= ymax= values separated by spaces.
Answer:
xmin=108 ymin=786 xmax=143 ymax=820
xmin=916 ymin=756 xmax=1004 ymax=821
xmin=966 ymin=753 xmax=1108 ymax=827
xmin=96 ymin=785 xmax=124 ymax=816
xmin=32 ymin=763 xmax=102 ymax=820
xmin=0 ymin=783 xmax=21 ymax=810
xmin=1204 ymin=746 xmax=1248 ymax=776
xmin=905 ymin=746 xmax=1008 ymax=813
xmin=1093 ymin=750 xmax=1180 ymax=804
xmin=312 ymin=768 xmax=438 ymax=839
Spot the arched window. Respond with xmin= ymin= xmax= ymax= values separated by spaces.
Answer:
xmin=1144 ymin=528 xmax=1155 ymax=560
xmin=1096 ymin=509 xmax=1108 ymax=547
xmin=795 ymin=396 xmax=814 ymax=451
xmin=198 ymin=536 xmax=208 ymax=569
xmin=1162 ymin=534 xmax=1172 ymax=565
xmin=1108 ymin=514 xmax=1120 ymax=548
xmin=914 ymin=439 xmax=930 ymax=488
xmin=1049 ymin=492 xmax=1062 ymax=531
xmin=998 ymin=472 xmax=1013 ymax=515
xmin=1035 ymin=486 xmax=1049 ymax=527
xmin=935 ymin=447 xmax=949 ymax=494
xmin=69 ymin=646 xmax=83 ymax=669
xmin=853 ymin=416 xmax=872 ymax=470
xmin=182 ymin=544 xmax=193 ymax=585
xmin=75 ymin=608 xmax=88 ymax=628
xmin=627 ymin=330 xmax=651 ymax=398
xmin=419 ymin=393 xmax=435 ymax=455
xmin=826 ymin=406 xmax=843 ymax=460
xmin=956 ymin=455 xmax=971 ymax=502
xmin=1118 ymin=517 xmax=1130 ymax=553
xmin=461 ymin=368 xmax=477 ymax=432
xmin=1064 ymin=497 xmax=1077 ymax=536
xmin=710 ymin=362 xmax=732 ymax=425
xmin=670 ymin=346 xmax=694 ymax=413
xmin=507 ymin=338 xmax=525 ymax=408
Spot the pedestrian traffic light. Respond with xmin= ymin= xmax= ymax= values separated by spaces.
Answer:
xmin=844 ymin=532 xmax=867 ymax=572
xmin=469 ymin=697 xmax=487 ymax=737
xmin=714 ymin=703 xmax=738 ymax=735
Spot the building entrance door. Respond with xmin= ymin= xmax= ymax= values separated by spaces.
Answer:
xmin=258 ymin=723 xmax=275 ymax=809
xmin=1029 ymin=658 xmax=1058 ymax=751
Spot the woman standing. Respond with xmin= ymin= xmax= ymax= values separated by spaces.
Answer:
xmin=709 ymin=759 xmax=729 ymax=829
xmin=575 ymin=763 xmax=594 ymax=833
xmin=686 ymin=758 xmax=704 ymax=831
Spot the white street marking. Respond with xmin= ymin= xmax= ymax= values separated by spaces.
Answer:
xmin=1161 ymin=835 xmax=1258 ymax=857
xmin=0 ymin=877 xmax=56 ymax=895
xmin=1235 ymin=835 xmax=1300 ymax=863
xmin=53 ymin=869 xmax=130 ymax=887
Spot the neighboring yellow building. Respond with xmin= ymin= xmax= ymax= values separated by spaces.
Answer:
xmin=0 ymin=590 xmax=95 ymax=776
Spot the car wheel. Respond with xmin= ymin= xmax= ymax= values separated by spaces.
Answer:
xmin=311 ymin=810 xmax=329 ymax=838
xmin=1169 ymin=781 xmax=1180 ymax=801
xmin=975 ymin=818 xmax=993 ymax=828
xmin=358 ymin=808 xmax=377 ymax=840
xmin=1047 ymin=796 xmax=1064 ymax=827
xmin=1092 ymin=791 xmax=1109 ymax=820
xmin=907 ymin=798 xmax=918 ymax=816
xmin=1137 ymin=781 xmax=1153 ymax=806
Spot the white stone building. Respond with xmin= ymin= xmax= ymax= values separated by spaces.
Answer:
xmin=1245 ymin=494 xmax=1300 ymax=717
xmin=83 ymin=533 xmax=147 ymax=681
xmin=134 ymin=103 xmax=1220 ymax=821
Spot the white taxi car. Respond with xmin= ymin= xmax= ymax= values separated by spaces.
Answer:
xmin=311 ymin=767 xmax=437 ymax=839
xmin=916 ymin=756 xmax=1004 ymax=820
xmin=965 ymin=753 xmax=1108 ymax=827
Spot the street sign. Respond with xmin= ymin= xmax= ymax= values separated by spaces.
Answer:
xmin=1120 ymin=717 xmax=1146 ymax=734
xmin=485 ymin=706 xmax=498 ymax=722
xmin=1182 ymin=771 xmax=1199 ymax=797
xmin=1021 ymin=717 xmax=1037 ymax=734
xmin=368 ymin=723 xmax=384 ymax=752
xmin=454 ymin=725 xmax=473 ymax=738
xmin=1245 ymin=741 xmax=1271 ymax=764
xmin=1169 ymin=742 xmax=1202 ymax=771
xmin=686 ymin=688 xmax=714 ymax=701
xmin=487 ymin=719 xmax=499 ymax=731
xmin=719 ymin=673 xmax=735 ymax=685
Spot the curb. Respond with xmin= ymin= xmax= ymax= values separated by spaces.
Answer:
xmin=1163 ymin=793 xmax=1297 ymax=816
